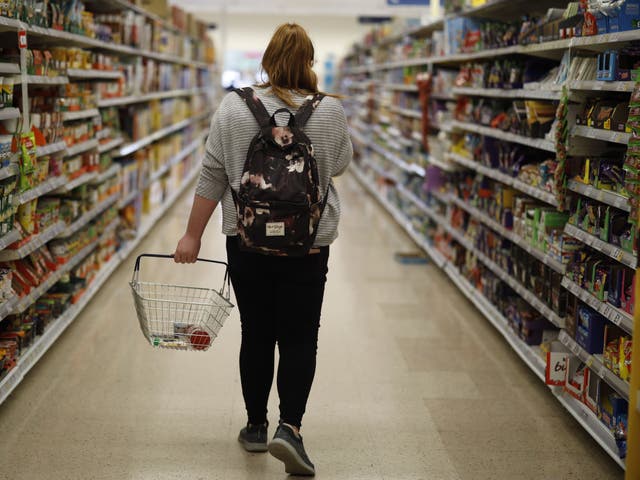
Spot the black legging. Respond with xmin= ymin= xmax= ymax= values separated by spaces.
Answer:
xmin=226 ymin=236 xmax=329 ymax=428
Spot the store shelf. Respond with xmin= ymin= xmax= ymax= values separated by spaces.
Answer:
xmin=561 ymin=277 xmax=633 ymax=335
xmin=396 ymin=184 xmax=448 ymax=227
xmin=62 ymin=109 xmax=100 ymax=122
xmin=370 ymin=142 xmax=425 ymax=176
xmin=349 ymin=127 xmax=370 ymax=146
xmin=570 ymin=81 xmax=635 ymax=93
xmin=360 ymin=157 xmax=400 ymax=183
xmin=448 ymin=224 xmax=566 ymax=329
xmin=98 ymin=218 xmax=120 ymax=242
xmin=145 ymin=136 xmax=205 ymax=188
xmin=389 ymin=105 xmax=422 ymax=119
xmin=0 ymin=63 xmax=19 ymax=74
xmin=118 ymin=189 xmax=140 ymax=208
xmin=567 ymin=180 xmax=630 ymax=212
xmin=450 ymin=120 xmax=557 ymax=152
xmin=0 ymin=163 xmax=18 ymax=181
xmin=115 ymin=112 xmax=209 ymax=158
xmin=91 ymin=164 xmax=121 ymax=185
xmin=26 ymin=75 xmax=69 ymax=85
xmin=558 ymin=330 xmax=630 ymax=400
xmin=97 ymin=88 xmax=205 ymax=108
xmin=98 ymin=137 xmax=124 ymax=154
xmin=564 ymin=223 xmax=637 ymax=269
xmin=58 ymin=193 xmax=120 ymax=238
xmin=350 ymin=164 xmax=448 ymax=268
xmin=0 ymin=108 xmax=20 ymax=121
xmin=16 ymin=176 xmax=66 ymax=205
xmin=378 ymin=57 xmax=432 ymax=70
xmin=424 ymin=154 xmax=460 ymax=172
xmin=0 ymin=221 xmax=66 ymax=261
xmin=55 ymin=171 xmax=99 ymax=193
xmin=0 ymin=297 xmax=17 ymax=323
xmin=446 ymin=152 xmax=559 ymax=207
xmin=553 ymin=388 xmax=625 ymax=470
xmin=443 ymin=262 xmax=547 ymax=381
xmin=449 ymin=195 xmax=566 ymax=274
xmin=572 ymin=126 xmax=631 ymax=145
xmin=0 ymin=229 xmax=21 ymax=252
xmin=382 ymin=83 xmax=418 ymax=92
xmin=66 ymin=139 xmax=99 ymax=157
xmin=36 ymin=141 xmax=67 ymax=158
xmin=66 ymin=69 xmax=122 ymax=80
xmin=452 ymin=86 xmax=561 ymax=100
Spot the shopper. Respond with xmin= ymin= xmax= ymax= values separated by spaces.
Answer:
xmin=173 ymin=23 xmax=352 ymax=477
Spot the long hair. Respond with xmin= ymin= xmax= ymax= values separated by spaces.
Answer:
xmin=257 ymin=23 xmax=330 ymax=107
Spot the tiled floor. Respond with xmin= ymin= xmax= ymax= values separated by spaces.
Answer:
xmin=0 ymin=174 xmax=624 ymax=479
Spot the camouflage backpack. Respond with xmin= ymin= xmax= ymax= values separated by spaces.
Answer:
xmin=231 ymin=87 xmax=327 ymax=256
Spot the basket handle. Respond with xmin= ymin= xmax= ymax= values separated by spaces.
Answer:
xmin=132 ymin=254 xmax=231 ymax=300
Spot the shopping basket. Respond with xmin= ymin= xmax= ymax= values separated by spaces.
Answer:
xmin=130 ymin=253 xmax=234 ymax=351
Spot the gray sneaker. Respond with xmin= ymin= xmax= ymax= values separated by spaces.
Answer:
xmin=238 ymin=422 xmax=268 ymax=452
xmin=268 ymin=423 xmax=315 ymax=476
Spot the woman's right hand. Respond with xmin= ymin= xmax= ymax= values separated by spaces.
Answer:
xmin=174 ymin=233 xmax=201 ymax=263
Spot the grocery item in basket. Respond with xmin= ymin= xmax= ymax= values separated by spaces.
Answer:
xmin=187 ymin=325 xmax=211 ymax=350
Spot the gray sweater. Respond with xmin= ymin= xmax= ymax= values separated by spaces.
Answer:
xmin=195 ymin=87 xmax=353 ymax=247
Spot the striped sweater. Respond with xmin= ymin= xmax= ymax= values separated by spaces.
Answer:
xmin=195 ymin=87 xmax=353 ymax=247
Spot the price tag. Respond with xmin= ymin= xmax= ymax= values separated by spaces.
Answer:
xmin=586 ymin=357 xmax=594 ymax=368
xmin=598 ymin=365 xmax=608 ymax=378
xmin=18 ymin=29 xmax=27 ymax=49
xmin=571 ymin=342 xmax=581 ymax=355
xmin=594 ymin=84 xmax=603 ymax=91
xmin=611 ymin=312 xmax=624 ymax=327
xmin=617 ymin=82 xmax=630 ymax=92
xmin=587 ymin=296 xmax=599 ymax=309
xmin=601 ymin=305 xmax=613 ymax=318
xmin=559 ymin=330 xmax=568 ymax=342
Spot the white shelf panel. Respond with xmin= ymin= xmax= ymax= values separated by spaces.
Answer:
xmin=570 ymin=81 xmax=635 ymax=93
xmin=17 ymin=176 xmax=66 ymax=205
xmin=360 ymin=157 xmax=400 ymax=183
xmin=96 ymin=128 xmax=112 ymax=141
xmin=449 ymin=120 xmax=556 ymax=152
xmin=564 ymin=223 xmax=636 ymax=269
xmin=553 ymin=388 xmax=625 ymax=469
xmin=0 ymin=163 xmax=18 ymax=181
xmin=558 ymin=330 xmax=629 ymax=400
xmin=98 ymin=137 xmax=124 ymax=154
xmin=378 ymin=57 xmax=432 ymax=70
xmin=425 ymin=155 xmax=460 ymax=172
xmin=572 ymin=126 xmax=631 ymax=145
xmin=66 ymin=69 xmax=122 ymax=80
xmin=55 ymin=172 xmax=99 ymax=193
xmin=36 ymin=141 xmax=67 ymax=158
xmin=62 ymin=109 xmax=100 ymax=122
xmin=396 ymin=184 xmax=448 ymax=226
xmin=116 ymin=111 xmax=209 ymax=158
xmin=349 ymin=128 xmax=370 ymax=146
xmin=443 ymin=262 xmax=547 ymax=381
xmin=0 ymin=221 xmax=66 ymax=261
xmin=26 ymin=75 xmax=68 ymax=85
xmin=0 ymin=229 xmax=21 ymax=252
xmin=118 ymin=189 xmax=140 ymax=209
xmin=561 ymin=277 xmax=633 ymax=335
xmin=91 ymin=164 xmax=122 ymax=185
xmin=447 ymin=153 xmax=559 ymax=207
xmin=370 ymin=142 xmax=425 ymax=176
xmin=0 ymin=63 xmax=19 ymax=74
xmin=0 ymin=108 xmax=20 ymax=121
xmin=58 ymin=193 xmax=120 ymax=238
xmin=97 ymin=88 xmax=203 ymax=108
xmin=452 ymin=86 xmax=561 ymax=100
xmin=567 ymin=180 xmax=630 ymax=212
xmin=382 ymin=83 xmax=418 ymax=92
xmin=389 ymin=105 xmax=422 ymax=119
xmin=0 ymin=297 xmax=17 ymax=323
xmin=66 ymin=139 xmax=99 ymax=157
xmin=449 ymin=196 xmax=566 ymax=275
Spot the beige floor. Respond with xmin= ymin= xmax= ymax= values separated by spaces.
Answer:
xmin=0 ymin=173 xmax=625 ymax=480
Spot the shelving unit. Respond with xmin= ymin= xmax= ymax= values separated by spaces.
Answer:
xmin=340 ymin=4 xmax=640 ymax=471
xmin=0 ymin=1 xmax=218 ymax=410
xmin=0 ymin=164 xmax=18 ymax=181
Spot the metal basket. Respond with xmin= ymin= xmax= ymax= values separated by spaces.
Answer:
xmin=130 ymin=254 xmax=234 ymax=351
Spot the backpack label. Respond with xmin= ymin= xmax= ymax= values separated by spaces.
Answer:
xmin=266 ymin=222 xmax=285 ymax=237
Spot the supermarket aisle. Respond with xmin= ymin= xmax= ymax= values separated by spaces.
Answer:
xmin=0 ymin=173 xmax=624 ymax=480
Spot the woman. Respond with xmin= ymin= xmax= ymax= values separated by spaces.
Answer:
xmin=174 ymin=23 xmax=352 ymax=476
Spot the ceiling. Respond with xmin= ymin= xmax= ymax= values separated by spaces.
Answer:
xmin=168 ymin=0 xmax=430 ymax=17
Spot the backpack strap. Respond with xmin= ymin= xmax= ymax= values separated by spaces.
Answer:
xmin=295 ymin=93 xmax=325 ymax=128
xmin=234 ymin=87 xmax=271 ymax=128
